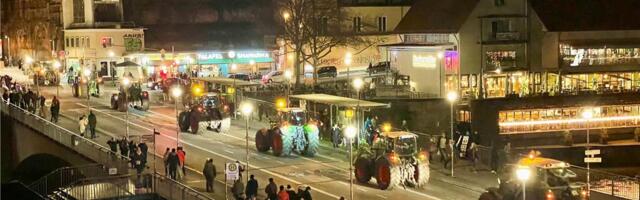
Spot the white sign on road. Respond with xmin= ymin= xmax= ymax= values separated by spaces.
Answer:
xmin=584 ymin=157 xmax=602 ymax=163
xmin=585 ymin=149 xmax=601 ymax=156
xmin=225 ymin=162 xmax=240 ymax=181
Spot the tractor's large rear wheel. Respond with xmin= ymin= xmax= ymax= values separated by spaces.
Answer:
xmin=302 ymin=126 xmax=319 ymax=157
xmin=255 ymin=129 xmax=271 ymax=152
xmin=271 ymin=129 xmax=292 ymax=156
xmin=406 ymin=160 xmax=430 ymax=188
xmin=354 ymin=156 xmax=373 ymax=183
xmin=375 ymin=158 xmax=401 ymax=190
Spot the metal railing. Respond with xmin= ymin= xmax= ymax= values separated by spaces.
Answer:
xmin=62 ymin=174 xmax=141 ymax=200
xmin=153 ymin=172 xmax=214 ymax=200
xmin=570 ymin=166 xmax=640 ymax=200
xmin=0 ymin=101 xmax=130 ymax=175
xmin=28 ymin=164 xmax=109 ymax=197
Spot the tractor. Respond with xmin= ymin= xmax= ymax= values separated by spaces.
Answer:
xmin=353 ymin=131 xmax=430 ymax=190
xmin=110 ymin=83 xmax=149 ymax=112
xmin=179 ymin=92 xmax=232 ymax=134
xmin=254 ymin=107 xmax=320 ymax=157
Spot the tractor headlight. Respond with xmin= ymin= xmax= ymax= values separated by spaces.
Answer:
xmin=418 ymin=151 xmax=428 ymax=161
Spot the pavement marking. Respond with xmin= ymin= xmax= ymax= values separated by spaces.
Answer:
xmin=223 ymin=150 xmax=234 ymax=154
xmin=76 ymin=103 xmax=340 ymax=199
xmin=357 ymin=188 xmax=367 ymax=192
xmin=275 ymin=160 xmax=285 ymax=165
xmin=291 ymin=166 xmax=299 ymax=169
xmin=376 ymin=194 xmax=388 ymax=199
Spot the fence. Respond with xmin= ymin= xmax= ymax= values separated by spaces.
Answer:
xmin=28 ymin=164 xmax=109 ymax=197
xmin=61 ymin=174 xmax=141 ymax=200
xmin=0 ymin=100 xmax=130 ymax=175
xmin=570 ymin=166 xmax=640 ymax=200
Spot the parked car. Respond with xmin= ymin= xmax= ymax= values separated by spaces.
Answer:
xmin=228 ymin=73 xmax=251 ymax=81
xmin=317 ymin=66 xmax=337 ymax=78
xmin=261 ymin=71 xmax=286 ymax=84
xmin=368 ymin=61 xmax=391 ymax=74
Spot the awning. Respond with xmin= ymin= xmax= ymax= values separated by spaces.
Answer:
xmin=290 ymin=94 xmax=390 ymax=108
xmin=191 ymin=77 xmax=261 ymax=87
xmin=115 ymin=61 xmax=141 ymax=67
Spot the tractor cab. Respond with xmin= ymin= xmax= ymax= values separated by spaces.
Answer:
xmin=373 ymin=131 xmax=418 ymax=157
xmin=273 ymin=107 xmax=307 ymax=127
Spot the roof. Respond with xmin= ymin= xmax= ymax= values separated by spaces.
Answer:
xmin=115 ymin=61 xmax=141 ymax=67
xmin=530 ymin=0 xmax=640 ymax=32
xmin=394 ymin=0 xmax=479 ymax=33
xmin=380 ymin=131 xmax=417 ymax=139
xmin=290 ymin=94 xmax=390 ymax=108
xmin=191 ymin=77 xmax=261 ymax=87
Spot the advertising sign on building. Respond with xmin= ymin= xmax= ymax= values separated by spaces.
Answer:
xmin=123 ymin=33 xmax=143 ymax=52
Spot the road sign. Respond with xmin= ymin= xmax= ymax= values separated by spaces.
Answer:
xmin=585 ymin=149 xmax=600 ymax=156
xmin=584 ymin=157 xmax=602 ymax=163
xmin=225 ymin=162 xmax=240 ymax=181
xmin=109 ymin=167 xmax=118 ymax=175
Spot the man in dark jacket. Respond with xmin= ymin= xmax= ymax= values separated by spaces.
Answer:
xmin=50 ymin=96 xmax=60 ymax=123
xmin=301 ymin=186 xmax=312 ymax=200
xmin=119 ymin=137 xmax=129 ymax=157
xmin=286 ymin=185 xmax=297 ymax=200
xmin=265 ymin=178 xmax=278 ymax=200
xmin=138 ymin=141 xmax=148 ymax=167
xmin=167 ymin=148 xmax=179 ymax=179
xmin=189 ymin=106 xmax=201 ymax=133
xmin=107 ymin=137 xmax=118 ymax=154
xmin=88 ymin=111 xmax=97 ymax=138
xmin=246 ymin=174 xmax=258 ymax=199
xmin=202 ymin=158 xmax=216 ymax=192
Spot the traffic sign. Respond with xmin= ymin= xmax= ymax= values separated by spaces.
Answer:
xmin=225 ymin=162 xmax=240 ymax=181
xmin=584 ymin=157 xmax=602 ymax=163
xmin=585 ymin=149 xmax=600 ymax=156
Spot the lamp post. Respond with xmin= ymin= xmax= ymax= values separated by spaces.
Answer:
xmin=122 ymin=77 xmax=131 ymax=139
xmin=352 ymin=78 xmax=363 ymax=145
xmin=345 ymin=125 xmax=357 ymax=200
xmin=84 ymin=68 xmax=92 ymax=112
xmin=581 ymin=108 xmax=594 ymax=196
xmin=240 ymin=102 xmax=253 ymax=183
xmin=172 ymin=87 xmax=183 ymax=147
xmin=446 ymin=91 xmax=458 ymax=177
xmin=53 ymin=61 xmax=61 ymax=97
xmin=284 ymin=70 xmax=292 ymax=106
xmin=516 ymin=166 xmax=531 ymax=200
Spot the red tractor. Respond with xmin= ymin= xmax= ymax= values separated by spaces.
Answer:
xmin=354 ymin=131 xmax=430 ymax=190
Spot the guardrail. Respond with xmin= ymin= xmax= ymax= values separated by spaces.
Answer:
xmin=28 ymin=164 xmax=109 ymax=197
xmin=62 ymin=174 xmax=140 ymax=200
xmin=570 ymin=166 xmax=640 ymax=200
xmin=153 ymin=172 xmax=214 ymax=200
xmin=0 ymin=100 xmax=130 ymax=175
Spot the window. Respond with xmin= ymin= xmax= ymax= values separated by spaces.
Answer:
xmin=101 ymin=37 xmax=113 ymax=47
xmin=73 ymin=0 xmax=84 ymax=23
xmin=352 ymin=16 xmax=362 ymax=32
xmin=74 ymin=38 xmax=80 ymax=48
xmin=65 ymin=38 xmax=70 ymax=48
xmin=491 ymin=20 xmax=511 ymax=34
xmin=494 ymin=0 xmax=505 ymax=6
xmin=377 ymin=16 xmax=387 ymax=32
xmin=319 ymin=17 xmax=329 ymax=35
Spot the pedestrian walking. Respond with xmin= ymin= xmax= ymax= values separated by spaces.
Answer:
xmin=119 ymin=137 xmax=129 ymax=157
xmin=163 ymin=148 xmax=170 ymax=175
xmin=278 ymin=185 xmax=289 ymax=200
xmin=107 ymin=137 xmax=118 ymax=154
xmin=438 ymin=133 xmax=447 ymax=162
xmin=177 ymin=147 xmax=186 ymax=178
xmin=444 ymin=139 xmax=453 ymax=169
xmin=331 ymin=124 xmax=342 ymax=148
xmin=286 ymin=185 xmax=297 ymax=200
xmin=88 ymin=111 xmax=97 ymax=139
xmin=265 ymin=178 xmax=278 ymax=200
xmin=38 ymin=94 xmax=45 ymax=117
xmin=138 ymin=141 xmax=148 ymax=167
xmin=50 ymin=96 xmax=60 ymax=123
xmin=202 ymin=158 xmax=216 ymax=192
xmin=232 ymin=179 xmax=245 ymax=200
xmin=133 ymin=148 xmax=145 ymax=177
xmin=300 ymin=186 xmax=312 ymax=200
xmin=235 ymin=160 xmax=244 ymax=179
xmin=468 ymin=142 xmax=479 ymax=173
xmin=246 ymin=175 xmax=258 ymax=199
xmin=78 ymin=115 xmax=88 ymax=137
xmin=129 ymin=141 xmax=138 ymax=168
xmin=167 ymin=148 xmax=179 ymax=179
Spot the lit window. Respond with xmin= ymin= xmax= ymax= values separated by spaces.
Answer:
xmin=353 ymin=16 xmax=362 ymax=32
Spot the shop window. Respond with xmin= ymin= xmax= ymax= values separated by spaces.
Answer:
xmin=560 ymin=44 xmax=640 ymax=67
xmin=461 ymin=75 xmax=469 ymax=88
xmin=486 ymin=51 xmax=516 ymax=69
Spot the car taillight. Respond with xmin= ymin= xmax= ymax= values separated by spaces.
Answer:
xmin=546 ymin=190 xmax=555 ymax=200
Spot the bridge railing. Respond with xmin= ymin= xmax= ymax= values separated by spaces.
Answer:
xmin=28 ymin=164 xmax=109 ymax=197
xmin=0 ymin=101 xmax=130 ymax=175
xmin=152 ymin=172 xmax=214 ymax=200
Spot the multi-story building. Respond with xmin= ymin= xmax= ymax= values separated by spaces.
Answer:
xmin=60 ymin=0 xmax=144 ymax=79
xmin=393 ymin=0 xmax=640 ymax=151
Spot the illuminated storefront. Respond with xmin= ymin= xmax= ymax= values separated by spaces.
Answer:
xmin=498 ymin=104 xmax=640 ymax=134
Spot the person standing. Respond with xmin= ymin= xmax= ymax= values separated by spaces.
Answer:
xmin=438 ymin=133 xmax=447 ymax=162
xmin=278 ymin=185 xmax=289 ymax=200
xmin=202 ymin=158 xmax=216 ymax=192
xmin=162 ymin=148 xmax=170 ymax=175
xmin=132 ymin=148 xmax=145 ymax=178
xmin=107 ymin=137 xmax=118 ymax=155
xmin=331 ymin=124 xmax=342 ymax=148
xmin=38 ymin=94 xmax=45 ymax=117
xmin=468 ymin=142 xmax=479 ymax=173
xmin=301 ymin=186 xmax=312 ymax=200
xmin=138 ymin=141 xmax=148 ymax=167
xmin=265 ymin=178 xmax=278 ymax=200
xmin=246 ymin=175 xmax=258 ymax=199
xmin=78 ymin=115 xmax=88 ymax=137
xmin=88 ymin=111 xmax=97 ymax=139
xmin=119 ymin=137 xmax=129 ymax=157
xmin=232 ymin=179 xmax=245 ymax=200
xmin=286 ymin=185 xmax=297 ymax=200
xmin=177 ymin=147 xmax=186 ymax=178
xmin=50 ymin=96 xmax=60 ymax=123
xmin=129 ymin=141 xmax=137 ymax=168
xmin=167 ymin=148 xmax=179 ymax=179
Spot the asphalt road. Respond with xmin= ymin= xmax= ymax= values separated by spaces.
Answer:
xmin=42 ymin=85 xmax=485 ymax=200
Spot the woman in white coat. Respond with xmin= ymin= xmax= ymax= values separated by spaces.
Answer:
xmin=79 ymin=115 xmax=88 ymax=136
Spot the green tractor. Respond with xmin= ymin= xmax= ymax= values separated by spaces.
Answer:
xmin=255 ymin=108 xmax=320 ymax=157
xmin=354 ymin=131 xmax=430 ymax=190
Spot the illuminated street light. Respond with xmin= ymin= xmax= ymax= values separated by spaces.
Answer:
xmin=446 ymin=90 xmax=457 ymax=177
xmin=122 ymin=77 xmax=131 ymax=86
xmin=437 ymin=52 xmax=444 ymax=59
xmin=240 ymin=101 xmax=253 ymax=183
xmin=516 ymin=166 xmax=531 ymax=200
xmin=352 ymin=78 xmax=364 ymax=91
xmin=344 ymin=125 xmax=357 ymax=200
xmin=382 ymin=123 xmax=392 ymax=132
xmin=108 ymin=51 xmax=115 ymax=58
xmin=25 ymin=56 xmax=34 ymax=65
xmin=172 ymin=87 xmax=183 ymax=147
xmin=231 ymin=63 xmax=238 ymax=70
xmin=282 ymin=11 xmax=290 ymax=21
xmin=83 ymin=68 xmax=92 ymax=77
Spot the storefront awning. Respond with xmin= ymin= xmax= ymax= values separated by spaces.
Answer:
xmin=191 ymin=77 xmax=261 ymax=87
xmin=290 ymin=94 xmax=390 ymax=108
xmin=115 ymin=61 xmax=141 ymax=67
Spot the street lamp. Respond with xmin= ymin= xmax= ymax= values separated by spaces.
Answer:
xmin=240 ymin=102 xmax=253 ymax=183
xmin=344 ymin=125 xmax=357 ymax=200
xmin=353 ymin=78 xmax=363 ymax=146
xmin=282 ymin=11 xmax=290 ymax=21
xmin=446 ymin=91 xmax=458 ymax=177
xmin=284 ymin=70 xmax=293 ymax=106
xmin=172 ymin=87 xmax=183 ymax=147
xmin=122 ymin=77 xmax=131 ymax=139
xmin=582 ymin=108 xmax=594 ymax=196
xmin=84 ymin=68 xmax=92 ymax=112
xmin=516 ymin=166 xmax=531 ymax=200
xmin=53 ymin=61 xmax=61 ymax=97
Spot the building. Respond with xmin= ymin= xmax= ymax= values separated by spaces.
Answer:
xmin=1 ymin=0 xmax=64 ymax=66
xmin=61 ymin=0 xmax=144 ymax=79
xmin=394 ymin=0 xmax=640 ymax=149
